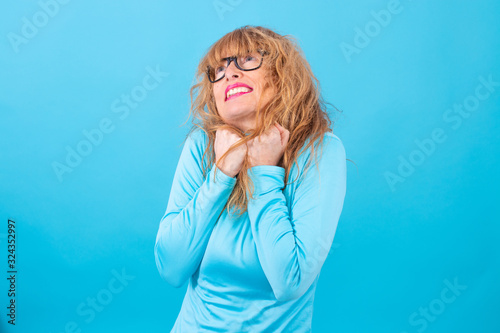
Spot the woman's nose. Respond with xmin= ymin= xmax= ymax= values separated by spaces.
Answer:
xmin=225 ymin=61 xmax=241 ymax=79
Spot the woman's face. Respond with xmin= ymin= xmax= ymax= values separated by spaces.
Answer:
xmin=212 ymin=51 xmax=275 ymax=133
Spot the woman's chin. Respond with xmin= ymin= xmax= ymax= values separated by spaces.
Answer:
xmin=220 ymin=112 xmax=255 ymax=128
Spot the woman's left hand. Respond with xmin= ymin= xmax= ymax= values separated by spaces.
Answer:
xmin=247 ymin=122 xmax=290 ymax=167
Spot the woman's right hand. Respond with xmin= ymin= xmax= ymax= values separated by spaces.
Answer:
xmin=214 ymin=128 xmax=247 ymax=178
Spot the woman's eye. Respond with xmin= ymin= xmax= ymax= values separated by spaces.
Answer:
xmin=215 ymin=66 xmax=225 ymax=73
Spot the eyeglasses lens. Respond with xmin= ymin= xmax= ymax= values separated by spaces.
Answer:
xmin=208 ymin=52 xmax=263 ymax=82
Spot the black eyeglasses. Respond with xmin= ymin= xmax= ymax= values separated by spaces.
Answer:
xmin=206 ymin=50 xmax=268 ymax=83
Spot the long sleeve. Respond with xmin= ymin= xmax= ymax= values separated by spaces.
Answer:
xmin=154 ymin=130 xmax=237 ymax=288
xmin=246 ymin=134 xmax=346 ymax=302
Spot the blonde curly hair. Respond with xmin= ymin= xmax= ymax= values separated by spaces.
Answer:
xmin=183 ymin=25 xmax=338 ymax=218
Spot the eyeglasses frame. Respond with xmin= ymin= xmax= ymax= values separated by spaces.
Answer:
xmin=206 ymin=50 xmax=268 ymax=83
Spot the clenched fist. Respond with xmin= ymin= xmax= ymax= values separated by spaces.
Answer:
xmin=214 ymin=128 xmax=247 ymax=178
xmin=247 ymin=123 xmax=290 ymax=167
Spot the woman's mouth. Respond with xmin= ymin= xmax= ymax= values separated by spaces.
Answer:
xmin=225 ymin=87 xmax=253 ymax=101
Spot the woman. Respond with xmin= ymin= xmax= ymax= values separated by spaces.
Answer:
xmin=154 ymin=25 xmax=346 ymax=332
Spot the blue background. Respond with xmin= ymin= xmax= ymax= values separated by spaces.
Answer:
xmin=1 ymin=0 xmax=499 ymax=332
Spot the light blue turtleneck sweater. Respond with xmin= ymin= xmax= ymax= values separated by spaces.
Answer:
xmin=154 ymin=128 xmax=346 ymax=332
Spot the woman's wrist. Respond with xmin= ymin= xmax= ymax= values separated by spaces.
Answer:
xmin=216 ymin=164 xmax=237 ymax=178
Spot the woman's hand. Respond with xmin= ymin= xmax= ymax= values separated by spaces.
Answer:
xmin=215 ymin=128 xmax=247 ymax=178
xmin=247 ymin=123 xmax=290 ymax=167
